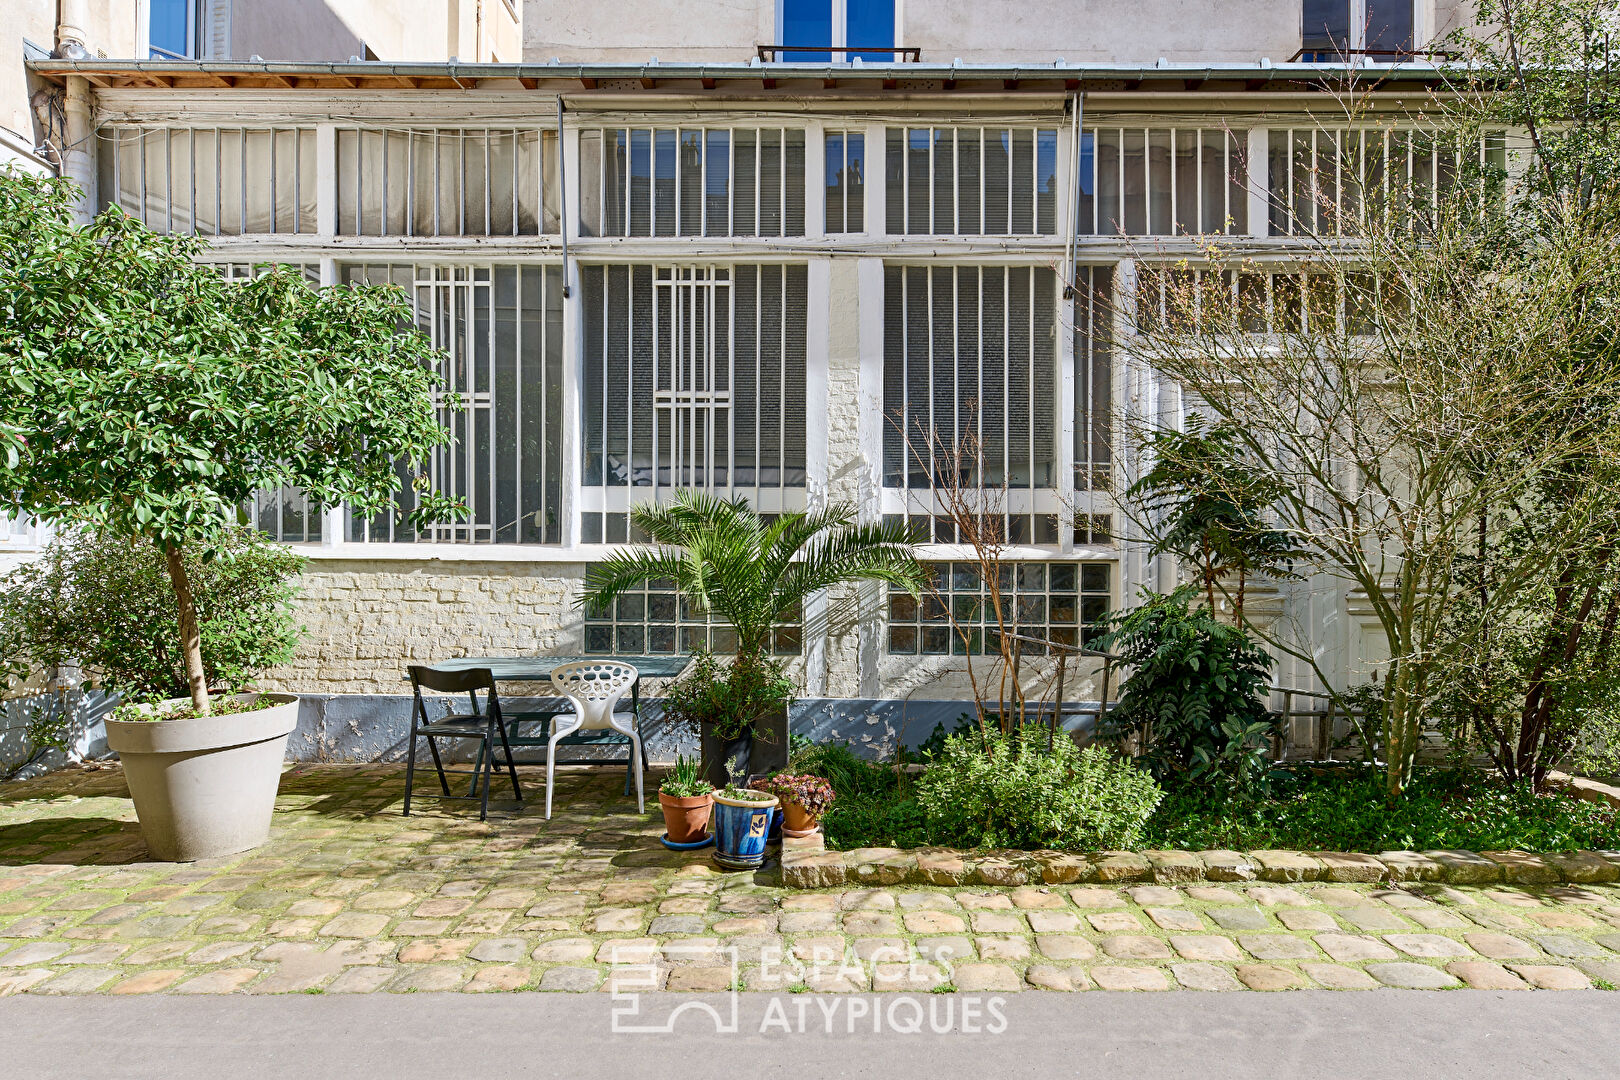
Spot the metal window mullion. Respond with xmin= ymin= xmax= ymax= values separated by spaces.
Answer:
xmin=699 ymin=126 xmax=707 ymax=237
xmin=483 ymin=276 xmax=495 ymax=540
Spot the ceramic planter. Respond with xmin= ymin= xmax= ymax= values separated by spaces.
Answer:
xmin=104 ymin=693 xmax=298 ymax=862
xmin=699 ymin=705 xmax=789 ymax=789
xmin=658 ymin=790 xmax=713 ymax=845
xmin=782 ymin=799 xmax=822 ymax=837
xmin=711 ymin=789 xmax=779 ymax=870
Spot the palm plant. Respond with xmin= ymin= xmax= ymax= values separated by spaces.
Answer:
xmin=579 ymin=490 xmax=927 ymax=663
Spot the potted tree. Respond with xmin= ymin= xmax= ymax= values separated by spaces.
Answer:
xmin=0 ymin=173 xmax=460 ymax=861
xmin=751 ymin=772 xmax=835 ymax=837
xmin=580 ymin=490 xmax=926 ymax=788
xmin=658 ymin=754 xmax=714 ymax=847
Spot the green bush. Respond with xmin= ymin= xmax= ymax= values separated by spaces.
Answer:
xmin=1143 ymin=763 xmax=1620 ymax=852
xmin=659 ymin=650 xmax=794 ymax=742
xmin=0 ymin=528 xmax=304 ymax=700
xmin=915 ymin=729 xmax=1163 ymax=850
xmin=1097 ymin=586 xmax=1282 ymax=792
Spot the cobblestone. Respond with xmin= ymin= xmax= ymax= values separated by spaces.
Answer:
xmin=1 ymin=764 xmax=1617 ymax=997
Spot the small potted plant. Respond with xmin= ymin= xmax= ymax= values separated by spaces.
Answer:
xmin=751 ymin=772 xmax=834 ymax=837
xmin=711 ymin=785 xmax=779 ymax=870
xmin=658 ymin=754 xmax=714 ymax=847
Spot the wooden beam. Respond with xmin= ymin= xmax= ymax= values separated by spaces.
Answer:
xmin=942 ymin=78 xmax=956 ymax=90
xmin=519 ymin=76 xmax=539 ymax=89
xmin=1064 ymin=78 xmax=1081 ymax=91
xmin=640 ymin=76 xmax=657 ymax=89
xmin=701 ymin=77 xmax=717 ymax=89
xmin=1003 ymin=78 xmax=1020 ymax=90
xmin=762 ymin=77 xmax=777 ymax=89
xmin=1244 ymin=78 xmax=1268 ymax=90
xmin=823 ymin=77 xmax=837 ymax=89
xmin=579 ymin=77 xmax=597 ymax=89
xmin=264 ymin=72 xmax=293 ymax=88
xmin=1184 ymin=78 xmax=1204 ymax=91
xmin=881 ymin=78 xmax=897 ymax=90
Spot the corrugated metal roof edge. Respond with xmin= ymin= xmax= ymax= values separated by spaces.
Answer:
xmin=25 ymin=57 xmax=1469 ymax=83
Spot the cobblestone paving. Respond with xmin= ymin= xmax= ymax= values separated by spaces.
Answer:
xmin=3 ymin=764 xmax=1620 ymax=995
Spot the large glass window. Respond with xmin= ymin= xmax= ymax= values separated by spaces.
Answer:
xmin=583 ymin=573 xmax=802 ymax=656
xmin=579 ymin=127 xmax=805 ymax=238
xmin=342 ymin=264 xmax=566 ymax=545
xmin=1267 ymin=127 xmax=1508 ymax=236
xmin=149 ymin=0 xmax=196 ymax=59
xmin=825 ymin=130 xmax=866 ymax=233
xmin=580 ymin=264 xmax=809 ymax=506
xmin=887 ymin=561 xmax=1113 ymax=655
xmin=98 ymin=127 xmax=316 ymax=235
xmin=336 ymin=128 xmax=559 ymax=237
xmin=882 ymin=265 xmax=1059 ymax=491
xmin=780 ymin=0 xmax=896 ymax=62
xmin=1300 ymin=1 xmax=1416 ymax=58
xmin=1074 ymin=266 xmax=1114 ymax=493
xmin=1081 ymin=127 xmax=1248 ymax=236
xmin=886 ymin=127 xmax=1059 ymax=235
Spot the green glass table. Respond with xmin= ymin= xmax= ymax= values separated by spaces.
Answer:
xmin=412 ymin=655 xmax=693 ymax=796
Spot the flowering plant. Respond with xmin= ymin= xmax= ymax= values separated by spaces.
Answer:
xmin=751 ymin=772 xmax=835 ymax=817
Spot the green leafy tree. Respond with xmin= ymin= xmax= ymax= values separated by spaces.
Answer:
xmin=0 ymin=170 xmax=460 ymax=714
xmin=1128 ymin=416 xmax=1302 ymax=620
xmin=1096 ymin=587 xmax=1282 ymax=792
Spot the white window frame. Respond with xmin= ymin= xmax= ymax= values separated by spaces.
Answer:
xmin=775 ymin=0 xmax=902 ymax=57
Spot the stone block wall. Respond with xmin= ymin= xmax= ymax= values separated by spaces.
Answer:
xmin=261 ymin=559 xmax=586 ymax=695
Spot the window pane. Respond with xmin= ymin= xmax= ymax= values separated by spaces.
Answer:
xmin=782 ymin=0 xmax=832 ymax=61
xmin=848 ymin=0 xmax=896 ymax=60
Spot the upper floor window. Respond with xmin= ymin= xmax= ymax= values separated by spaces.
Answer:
xmin=1082 ymin=127 xmax=1248 ymax=236
xmin=336 ymin=127 xmax=559 ymax=237
xmin=1301 ymin=0 xmax=1416 ymax=59
xmin=780 ymin=0 xmax=897 ymax=62
xmin=149 ymin=0 xmax=226 ymax=60
xmin=579 ymin=127 xmax=806 ymax=238
xmin=98 ymin=126 xmax=316 ymax=235
xmin=887 ymin=127 xmax=1060 ymax=236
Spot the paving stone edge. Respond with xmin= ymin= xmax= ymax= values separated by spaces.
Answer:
xmin=778 ymin=834 xmax=1620 ymax=889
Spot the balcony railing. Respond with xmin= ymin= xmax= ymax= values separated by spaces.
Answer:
xmin=756 ymin=45 xmax=921 ymax=63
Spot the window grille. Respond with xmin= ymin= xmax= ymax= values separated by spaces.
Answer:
xmin=580 ymin=264 xmax=808 ymax=504
xmin=98 ymin=126 xmax=317 ymax=235
xmin=885 ymin=513 xmax=1061 ymax=546
xmin=1266 ymin=127 xmax=1508 ymax=235
xmin=825 ymin=130 xmax=866 ymax=233
xmin=578 ymin=128 xmax=806 ymax=237
xmin=1136 ymin=266 xmax=1373 ymax=336
xmin=886 ymin=561 xmax=1113 ymax=654
xmin=882 ymin=265 xmax=1059 ymax=490
xmin=342 ymin=264 xmax=566 ymax=545
xmin=885 ymin=127 xmax=1059 ymax=235
xmin=1074 ymin=266 xmax=1115 ymax=492
xmin=1080 ymin=127 xmax=1248 ymax=236
xmin=583 ymin=573 xmax=802 ymax=656
xmin=336 ymin=128 xmax=559 ymax=237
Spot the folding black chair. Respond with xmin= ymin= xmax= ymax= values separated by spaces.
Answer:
xmin=404 ymin=666 xmax=522 ymax=821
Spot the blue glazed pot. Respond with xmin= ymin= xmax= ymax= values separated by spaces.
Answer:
xmin=711 ymin=790 xmax=779 ymax=870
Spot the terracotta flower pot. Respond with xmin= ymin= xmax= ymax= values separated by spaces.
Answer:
xmin=782 ymin=799 xmax=821 ymax=836
xmin=659 ymin=790 xmax=713 ymax=845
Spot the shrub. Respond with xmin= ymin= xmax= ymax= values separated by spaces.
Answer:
xmin=915 ymin=729 xmax=1163 ymax=850
xmin=0 ymin=528 xmax=304 ymax=700
xmin=659 ymin=651 xmax=795 ymax=742
xmin=1097 ymin=587 xmax=1282 ymax=792
xmin=659 ymin=754 xmax=711 ymax=798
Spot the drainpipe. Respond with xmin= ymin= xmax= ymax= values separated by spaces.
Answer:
xmin=62 ymin=76 xmax=96 ymax=220
xmin=53 ymin=0 xmax=93 ymax=59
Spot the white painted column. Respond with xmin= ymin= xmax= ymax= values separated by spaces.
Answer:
xmin=854 ymin=256 xmax=887 ymax=697
xmin=864 ymin=122 xmax=885 ymax=237
xmin=1247 ymin=128 xmax=1270 ymax=239
xmin=558 ymin=121 xmax=584 ymax=548
xmin=320 ymin=257 xmax=345 ymax=548
xmin=315 ymin=124 xmax=337 ymax=237
xmin=804 ymin=119 xmax=826 ymax=238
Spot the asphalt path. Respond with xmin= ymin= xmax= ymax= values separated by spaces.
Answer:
xmin=2 ymin=990 xmax=1614 ymax=1079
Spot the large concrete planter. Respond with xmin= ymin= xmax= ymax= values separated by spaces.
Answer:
xmin=105 ymin=693 xmax=298 ymax=862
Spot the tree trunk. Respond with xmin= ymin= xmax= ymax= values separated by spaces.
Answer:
xmin=163 ymin=543 xmax=210 ymax=714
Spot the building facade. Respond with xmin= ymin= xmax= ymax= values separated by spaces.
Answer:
xmin=17 ymin=0 xmax=1491 ymax=754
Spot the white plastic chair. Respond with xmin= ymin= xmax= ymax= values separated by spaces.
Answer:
xmin=545 ymin=661 xmax=643 ymax=819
